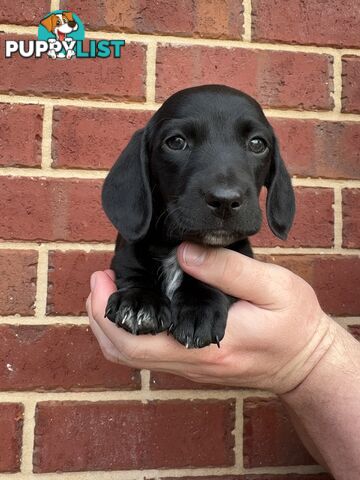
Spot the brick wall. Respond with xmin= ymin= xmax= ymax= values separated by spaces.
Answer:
xmin=0 ymin=0 xmax=359 ymax=478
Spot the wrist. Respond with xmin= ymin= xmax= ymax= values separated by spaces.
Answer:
xmin=280 ymin=318 xmax=360 ymax=400
xmin=273 ymin=313 xmax=336 ymax=395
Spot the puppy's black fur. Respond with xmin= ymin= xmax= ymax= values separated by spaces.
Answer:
xmin=102 ymin=85 xmax=295 ymax=348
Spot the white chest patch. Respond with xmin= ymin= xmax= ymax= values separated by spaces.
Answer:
xmin=161 ymin=249 xmax=183 ymax=300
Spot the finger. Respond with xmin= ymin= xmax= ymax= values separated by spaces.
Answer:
xmin=177 ymin=242 xmax=289 ymax=306
xmin=87 ymin=292 xmax=125 ymax=364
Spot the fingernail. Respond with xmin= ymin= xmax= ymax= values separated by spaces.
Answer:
xmin=90 ymin=273 xmax=97 ymax=290
xmin=183 ymin=243 xmax=206 ymax=266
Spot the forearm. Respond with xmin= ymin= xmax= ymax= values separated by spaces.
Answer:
xmin=280 ymin=320 xmax=360 ymax=479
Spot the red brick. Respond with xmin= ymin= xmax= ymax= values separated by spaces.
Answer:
xmin=150 ymin=371 xmax=232 ymax=390
xmin=0 ymin=324 xmax=139 ymax=390
xmin=52 ymin=107 xmax=152 ymax=170
xmin=0 ymin=0 xmax=50 ymax=25
xmin=0 ymin=250 xmax=37 ymax=315
xmin=252 ymin=0 xmax=360 ymax=48
xmin=47 ymin=250 xmax=113 ymax=315
xmin=252 ymin=188 xmax=334 ymax=248
xmin=342 ymin=56 xmax=360 ymax=113
xmin=342 ymin=189 xmax=360 ymax=248
xmin=243 ymin=397 xmax=314 ymax=467
xmin=60 ymin=0 xmax=243 ymax=39
xmin=262 ymin=255 xmax=360 ymax=316
xmin=156 ymin=46 xmax=333 ymax=111
xmin=271 ymin=118 xmax=360 ymax=180
xmin=0 ymin=176 xmax=116 ymax=242
xmin=0 ymin=35 xmax=145 ymax=102
xmin=0 ymin=104 xmax=43 ymax=167
xmin=33 ymin=400 xmax=235 ymax=472
xmin=348 ymin=325 xmax=360 ymax=341
xmin=0 ymin=403 xmax=23 ymax=473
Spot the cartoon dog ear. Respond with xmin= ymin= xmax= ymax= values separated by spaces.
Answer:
xmin=40 ymin=14 xmax=56 ymax=32
xmin=102 ymin=128 xmax=152 ymax=243
xmin=265 ymin=136 xmax=295 ymax=240
xmin=62 ymin=11 xmax=74 ymax=21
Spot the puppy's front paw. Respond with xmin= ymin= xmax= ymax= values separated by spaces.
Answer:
xmin=105 ymin=288 xmax=171 ymax=335
xmin=170 ymin=290 xmax=229 ymax=348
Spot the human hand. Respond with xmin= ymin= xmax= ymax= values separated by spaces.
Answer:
xmin=86 ymin=243 xmax=335 ymax=394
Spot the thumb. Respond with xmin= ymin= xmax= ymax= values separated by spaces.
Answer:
xmin=177 ymin=242 xmax=286 ymax=306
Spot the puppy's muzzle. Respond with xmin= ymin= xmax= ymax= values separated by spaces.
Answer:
xmin=205 ymin=187 xmax=244 ymax=219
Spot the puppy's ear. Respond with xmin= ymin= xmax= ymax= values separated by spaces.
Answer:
xmin=40 ymin=14 xmax=56 ymax=32
xmin=102 ymin=128 xmax=152 ymax=242
xmin=265 ymin=137 xmax=295 ymax=240
xmin=63 ymin=11 xmax=74 ymax=21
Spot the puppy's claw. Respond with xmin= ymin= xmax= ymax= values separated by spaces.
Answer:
xmin=167 ymin=322 xmax=175 ymax=335
xmin=215 ymin=335 xmax=221 ymax=348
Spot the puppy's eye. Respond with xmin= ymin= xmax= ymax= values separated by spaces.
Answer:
xmin=248 ymin=137 xmax=268 ymax=154
xmin=56 ymin=19 xmax=61 ymax=25
xmin=166 ymin=136 xmax=187 ymax=151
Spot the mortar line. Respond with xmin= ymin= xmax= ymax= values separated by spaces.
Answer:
xmin=0 ymin=166 xmax=359 ymax=188
xmin=0 ymin=390 xmax=269 ymax=403
xmin=140 ymin=369 xmax=151 ymax=392
xmin=20 ymin=400 xmax=36 ymax=475
xmin=1 ymin=22 xmax=360 ymax=56
xmin=145 ymin=42 xmax=157 ymax=103
xmin=34 ymin=246 xmax=49 ymax=318
xmin=234 ymin=396 xmax=244 ymax=471
xmin=0 ymin=315 xmax=357 ymax=326
xmin=0 ymin=242 xmax=114 ymax=251
xmin=0 ymin=464 xmax=324 ymax=480
xmin=1 ymin=93 xmax=360 ymax=122
xmin=50 ymin=0 xmax=60 ymax=11
xmin=0 ymin=316 xmax=89 ymax=325
xmin=332 ymin=51 xmax=343 ymax=113
xmin=333 ymin=186 xmax=343 ymax=249
xmin=0 ymin=242 xmax=359 ymax=255
xmin=41 ymin=104 xmax=53 ymax=169
xmin=242 ymin=0 xmax=252 ymax=42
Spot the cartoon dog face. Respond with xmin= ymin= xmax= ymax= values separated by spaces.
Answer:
xmin=40 ymin=11 xmax=78 ymax=41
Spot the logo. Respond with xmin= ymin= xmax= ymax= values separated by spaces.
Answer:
xmin=5 ymin=10 xmax=125 ymax=59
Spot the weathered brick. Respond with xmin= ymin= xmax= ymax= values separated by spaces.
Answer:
xmin=0 ymin=177 xmax=116 ymax=242
xmin=0 ymin=250 xmax=37 ymax=316
xmin=243 ymin=397 xmax=314 ymax=467
xmin=33 ymin=400 xmax=235 ymax=472
xmin=0 ymin=403 xmax=23 ymax=473
xmin=348 ymin=325 xmax=360 ymax=341
xmin=47 ymin=250 xmax=113 ymax=315
xmin=0 ymin=0 xmax=50 ymax=25
xmin=0 ymin=104 xmax=43 ymax=167
xmin=52 ymin=107 xmax=152 ymax=169
xmin=342 ymin=56 xmax=360 ymax=113
xmin=262 ymin=255 xmax=360 ymax=316
xmin=0 ymin=35 xmax=145 ymax=101
xmin=252 ymin=187 xmax=334 ymax=248
xmin=252 ymin=0 xmax=360 ymax=48
xmin=0 ymin=324 xmax=139 ymax=391
xmin=342 ymin=189 xmax=360 ymax=248
xmin=60 ymin=0 xmax=243 ymax=39
xmin=271 ymin=118 xmax=360 ymax=180
xmin=156 ymin=46 xmax=333 ymax=110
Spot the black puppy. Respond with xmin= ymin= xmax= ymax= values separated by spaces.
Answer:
xmin=102 ymin=84 xmax=295 ymax=348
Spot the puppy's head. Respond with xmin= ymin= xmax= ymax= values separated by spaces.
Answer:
xmin=40 ymin=11 xmax=77 ymax=35
xmin=102 ymin=85 xmax=295 ymax=245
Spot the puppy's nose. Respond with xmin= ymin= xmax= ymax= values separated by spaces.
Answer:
xmin=205 ymin=187 xmax=244 ymax=217
xmin=68 ymin=20 xmax=76 ymax=27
